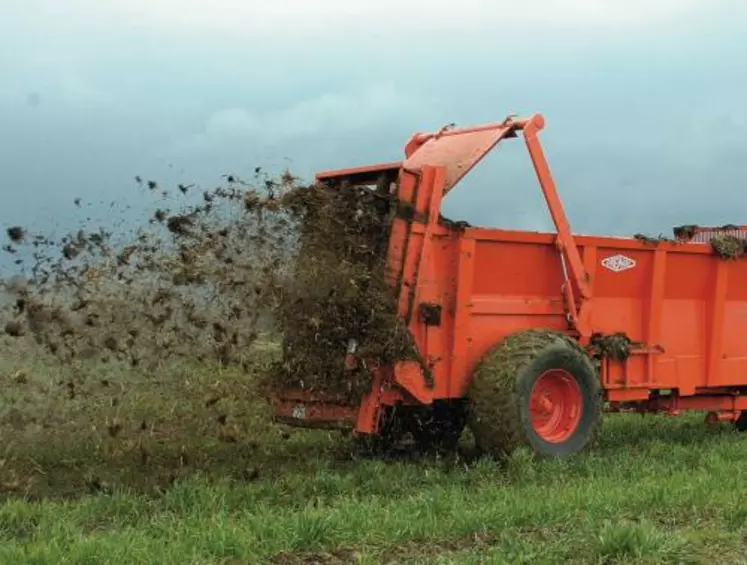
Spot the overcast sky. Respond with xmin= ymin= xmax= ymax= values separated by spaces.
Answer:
xmin=1 ymin=0 xmax=747 ymax=242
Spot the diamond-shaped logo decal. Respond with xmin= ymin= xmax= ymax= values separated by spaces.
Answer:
xmin=601 ymin=254 xmax=636 ymax=273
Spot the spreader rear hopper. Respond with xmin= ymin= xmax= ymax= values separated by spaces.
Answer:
xmin=273 ymin=112 xmax=747 ymax=459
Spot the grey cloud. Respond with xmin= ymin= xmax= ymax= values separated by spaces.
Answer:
xmin=176 ymin=84 xmax=441 ymax=149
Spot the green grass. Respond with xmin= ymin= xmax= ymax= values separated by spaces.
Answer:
xmin=2 ymin=347 xmax=747 ymax=564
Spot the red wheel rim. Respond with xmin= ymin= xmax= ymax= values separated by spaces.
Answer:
xmin=529 ymin=369 xmax=582 ymax=443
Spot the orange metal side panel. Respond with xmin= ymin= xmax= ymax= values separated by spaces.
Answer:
xmin=417 ymin=233 xmax=461 ymax=400
xmin=406 ymin=225 xmax=747 ymax=402
xmin=413 ymin=233 xmax=570 ymax=399
xmin=471 ymin=239 xmax=565 ymax=296
xmin=448 ymin=237 xmax=475 ymax=398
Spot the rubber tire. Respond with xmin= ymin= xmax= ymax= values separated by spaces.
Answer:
xmin=467 ymin=329 xmax=603 ymax=459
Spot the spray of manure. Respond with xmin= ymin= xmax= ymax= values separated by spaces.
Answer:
xmin=1 ymin=171 xmax=414 ymax=404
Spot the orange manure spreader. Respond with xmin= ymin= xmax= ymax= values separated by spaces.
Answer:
xmin=272 ymin=113 xmax=747 ymax=459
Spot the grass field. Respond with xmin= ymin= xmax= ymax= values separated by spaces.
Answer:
xmin=2 ymin=341 xmax=747 ymax=564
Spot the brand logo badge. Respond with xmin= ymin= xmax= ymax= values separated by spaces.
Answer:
xmin=602 ymin=254 xmax=636 ymax=273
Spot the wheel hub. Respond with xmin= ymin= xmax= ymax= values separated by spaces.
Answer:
xmin=529 ymin=369 xmax=582 ymax=443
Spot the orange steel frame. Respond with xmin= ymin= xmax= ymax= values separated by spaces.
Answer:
xmin=273 ymin=113 xmax=747 ymax=435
